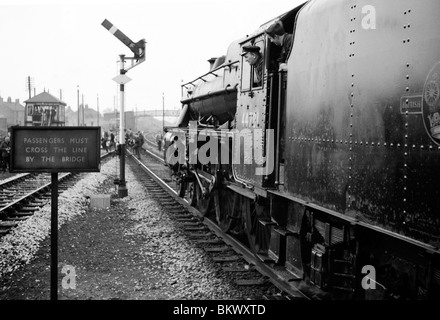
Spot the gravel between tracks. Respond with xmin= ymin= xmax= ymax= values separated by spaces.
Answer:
xmin=0 ymin=157 xmax=268 ymax=300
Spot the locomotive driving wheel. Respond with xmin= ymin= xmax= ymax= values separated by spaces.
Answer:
xmin=242 ymin=197 xmax=271 ymax=254
xmin=185 ymin=181 xmax=197 ymax=206
xmin=214 ymin=186 xmax=237 ymax=232
xmin=195 ymin=180 xmax=212 ymax=216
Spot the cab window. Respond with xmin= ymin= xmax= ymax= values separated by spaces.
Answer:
xmin=241 ymin=36 xmax=266 ymax=91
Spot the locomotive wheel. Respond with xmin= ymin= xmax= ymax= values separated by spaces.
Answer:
xmin=242 ymin=197 xmax=271 ymax=254
xmin=185 ymin=181 xmax=197 ymax=206
xmin=214 ymin=186 xmax=237 ymax=232
xmin=195 ymin=180 xmax=212 ymax=216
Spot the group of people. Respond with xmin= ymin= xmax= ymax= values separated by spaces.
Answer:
xmin=101 ymin=129 xmax=145 ymax=159
xmin=28 ymin=105 xmax=58 ymax=126
xmin=126 ymin=129 xmax=145 ymax=159
xmin=241 ymin=19 xmax=293 ymax=85
xmin=101 ymin=130 xmax=116 ymax=153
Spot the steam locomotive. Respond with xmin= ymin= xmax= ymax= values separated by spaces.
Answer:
xmin=164 ymin=0 xmax=440 ymax=299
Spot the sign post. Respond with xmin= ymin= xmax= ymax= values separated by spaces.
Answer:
xmin=10 ymin=126 xmax=101 ymax=300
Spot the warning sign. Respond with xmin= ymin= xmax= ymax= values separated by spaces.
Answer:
xmin=10 ymin=126 xmax=101 ymax=172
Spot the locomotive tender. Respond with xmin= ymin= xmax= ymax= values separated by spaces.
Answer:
xmin=165 ymin=0 xmax=440 ymax=299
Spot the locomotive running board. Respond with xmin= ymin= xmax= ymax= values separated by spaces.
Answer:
xmin=226 ymin=183 xmax=256 ymax=201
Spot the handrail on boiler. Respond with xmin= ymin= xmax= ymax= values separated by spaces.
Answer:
xmin=181 ymin=60 xmax=239 ymax=91
xmin=180 ymin=83 xmax=238 ymax=104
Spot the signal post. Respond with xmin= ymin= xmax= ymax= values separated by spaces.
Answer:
xmin=101 ymin=19 xmax=146 ymax=198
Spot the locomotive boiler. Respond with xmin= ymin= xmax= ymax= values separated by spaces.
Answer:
xmin=165 ymin=0 xmax=440 ymax=299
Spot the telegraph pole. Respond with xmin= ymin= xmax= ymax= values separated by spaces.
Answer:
xmin=82 ymin=94 xmax=85 ymax=126
xmin=28 ymin=76 xmax=32 ymax=99
xmin=97 ymin=94 xmax=100 ymax=126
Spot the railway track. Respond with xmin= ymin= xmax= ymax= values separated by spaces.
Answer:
xmin=0 ymin=172 xmax=72 ymax=236
xmin=127 ymin=143 xmax=312 ymax=300
xmin=0 ymin=142 xmax=310 ymax=299
xmin=0 ymin=152 xmax=113 ymax=237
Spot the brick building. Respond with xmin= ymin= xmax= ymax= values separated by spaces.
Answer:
xmin=0 ymin=96 xmax=25 ymax=134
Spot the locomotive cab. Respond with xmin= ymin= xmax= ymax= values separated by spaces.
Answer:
xmin=232 ymin=5 xmax=302 ymax=191
xmin=234 ymin=33 xmax=276 ymax=189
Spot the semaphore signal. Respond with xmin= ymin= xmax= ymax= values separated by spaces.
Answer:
xmin=101 ymin=19 xmax=146 ymax=63
xmin=101 ymin=19 xmax=146 ymax=198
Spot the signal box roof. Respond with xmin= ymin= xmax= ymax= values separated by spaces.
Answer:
xmin=24 ymin=91 xmax=67 ymax=106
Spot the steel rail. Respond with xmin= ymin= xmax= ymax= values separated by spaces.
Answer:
xmin=0 ymin=173 xmax=70 ymax=213
xmin=127 ymin=148 xmax=311 ymax=300
xmin=0 ymin=151 xmax=114 ymax=221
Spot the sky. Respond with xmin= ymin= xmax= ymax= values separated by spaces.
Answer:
xmin=0 ymin=0 xmax=305 ymax=114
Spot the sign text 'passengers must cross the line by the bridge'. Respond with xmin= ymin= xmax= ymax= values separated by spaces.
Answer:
xmin=10 ymin=127 xmax=101 ymax=173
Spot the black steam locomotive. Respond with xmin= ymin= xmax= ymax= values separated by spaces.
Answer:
xmin=164 ymin=0 xmax=440 ymax=299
